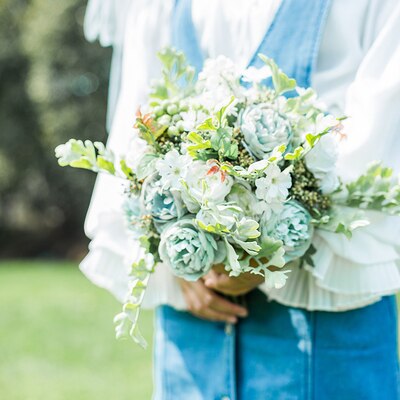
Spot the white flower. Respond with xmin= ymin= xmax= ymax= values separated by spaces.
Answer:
xmin=202 ymin=163 xmax=234 ymax=203
xmin=180 ymin=109 xmax=208 ymax=131
xmin=248 ymin=159 xmax=269 ymax=173
xmin=125 ymin=132 xmax=151 ymax=174
xmin=180 ymin=161 xmax=234 ymax=212
xmin=314 ymin=114 xmax=338 ymax=134
xmin=255 ymin=164 xmax=292 ymax=203
xmin=155 ymin=150 xmax=191 ymax=190
xmin=196 ymin=204 xmax=238 ymax=231
xmin=242 ymin=65 xmax=272 ymax=84
xmin=196 ymin=56 xmax=244 ymax=111
xmin=305 ymin=134 xmax=340 ymax=194
xmin=295 ymin=87 xmax=327 ymax=111
xmin=258 ymin=198 xmax=285 ymax=220
xmin=227 ymin=181 xmax=263 ymax=218
xmin=198 ymin=56 xmax=240 ymax=91
xmin=320 ymin=171 xmax=340 ymax=194
xmin=247 ymin=146 xmax=285 ymax=174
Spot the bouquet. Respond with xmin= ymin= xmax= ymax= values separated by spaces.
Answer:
xmin=56 ymin=48 xmax=400 ymax=347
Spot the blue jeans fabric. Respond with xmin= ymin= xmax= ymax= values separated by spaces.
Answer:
xmin=153 ymin=290 xmax=399 ymax=400
xmin=172 ymin=0 xmax=332 ymax=88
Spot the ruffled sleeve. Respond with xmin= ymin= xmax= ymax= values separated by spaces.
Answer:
xmin=84 ymin=0 xmax=133 ymax=46
xmin=261 ymin=3 xmax=400 ymax=311
xmin=83 ymin=0 xmax=133 ymax=131
xmin=80 ymin=0 xmax=182 ymax=307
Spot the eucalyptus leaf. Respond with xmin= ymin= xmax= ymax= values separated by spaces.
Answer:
xmin=97 ymin=156 xmax=116 ymax=174
xmin=258 ymin=54 xmax=296 ymax=95
xmin=136 ymin=154 xmax=159 ymax=180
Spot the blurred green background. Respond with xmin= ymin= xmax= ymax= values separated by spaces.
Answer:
xmin=0 ymin=1 xmax=157 ymax=398
xmin=0 ymin=1 xmax=398 ymax=399
xmin=0 ymin=0 xmax=109 ymax=259
xmin=0 ymin=261 xmax=154 ymax=399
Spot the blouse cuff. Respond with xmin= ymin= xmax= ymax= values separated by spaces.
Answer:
xmin=84 ymin=0 xmax=133 ymax=47
xmin=80 ymin=210 xmax=131 ymax=303
xmin=259 ymin=225 xmax=400 ymax=311
xmin=142 ymin=264 xmax=187 ymax=310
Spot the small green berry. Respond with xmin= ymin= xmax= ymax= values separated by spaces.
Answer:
xmin=157 ymin=114 xmax=171 ymax=126
xmin=172 ymin=114 xmax=181 ymax=123
xmin=154 ymin=106 xmax=164 ymax=117
xmin=176 ymin=120 xmax=186 ymax=132
xmin=167 ymin=104 xmax=179 ymax=115
xmin=167 ymin=126 xmax=179 ymax=136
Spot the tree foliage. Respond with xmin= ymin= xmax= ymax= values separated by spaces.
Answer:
xmin=0 ymin=0 xmax=111 ymax=257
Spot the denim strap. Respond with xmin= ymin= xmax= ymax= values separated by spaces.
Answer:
xmin=171 ymin=0 xmax=204 ymax=74
xmin=248 ymin=0 xmax=332 ymax=87
xmin=171 ymin=0 xmax=332 ymax=87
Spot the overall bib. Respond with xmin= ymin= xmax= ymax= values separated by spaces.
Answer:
xmin=153 ymin=1 xmax=399 ymax=399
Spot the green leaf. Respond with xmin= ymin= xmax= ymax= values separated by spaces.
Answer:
xmin=196 ymin=219 xmax=230 ymax=235
xmin=342 ymin=161 xmax=400 ymax=214
xmin=136 ymin=154 xmax=158 ymax=180
xmin=69 ymin=159 xmax=93 ymax=170
xmin=284 ymin=146 xmax=304 ymax=161
xmin=223 ymin=237 xmax=242 ymax=276
xmin=209 ymin=128 xmax=238 ymax=160
xmin=120 ymin=159 xmax=133 ymax=178
xmin=197 ymin=118 xmax=217 ymax=131
xmin=130 ymin=324 xmax=147 ymax=349
xmin=305 ymin=133 xmax=319 ymax=148
xmin=97 ymin=156 xmax=116 ymax=174
xmin=335 ymin=222 xmax=352 ymax=239
xmin=187 ymin=132 xmax=212 ymax=158
xmin=300 ymin=244 xmax=317 ymax=268
xmin=55 ymin=139 xmax=97 ymax=170
xmin=258 ymin=54 xmax=296 ymax=96
xmin=149 ymin=47 xmax=196 ymax=99
xmin=256 ymin=236 xmax=284 ymax=260
xmin=187 ymin=131 xmax=206 ymax=144
xmin=215 ymin=96 xmax=235 ymax=126
xmin=139 ymin=235 xmax=151 ymax=253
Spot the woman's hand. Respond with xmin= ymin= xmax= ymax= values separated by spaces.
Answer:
xmin=203 ymin=264 xmax=265 ymax=296
xmin=177 ymin=278 xmax=248 ymax=324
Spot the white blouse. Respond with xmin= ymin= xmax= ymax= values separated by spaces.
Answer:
xmin=81 ymin=0 xmax=400 ymax=311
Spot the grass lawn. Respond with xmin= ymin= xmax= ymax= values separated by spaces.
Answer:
xmin=0 ymin=261 xmax=154 ymax=400
xmin=0 ymin=261 xmax=398 ymax=400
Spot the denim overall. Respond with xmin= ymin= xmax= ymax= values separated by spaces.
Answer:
xmin=153 ymin=1 xmax=399 ymax=399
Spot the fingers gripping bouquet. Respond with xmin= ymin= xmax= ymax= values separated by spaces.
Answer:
xmin=56 ymin=49 xmax=400 ymax=347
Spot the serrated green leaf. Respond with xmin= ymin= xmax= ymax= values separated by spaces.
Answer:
xmin=139 ymin=236 xmax=151 ymax=253
xmin=210 ymin=128 xmax=238 ymax=160
xmin=216 ymin=96 xmax=235 ymax=126
xmin=284 ymin=146 xmax=304 ymax=161
xmin=136 ymin=154 xmax=158 ymax=180
xmin=120 ymin=159 xmax=133 ymax=178
xmin=335 ymin=223 xmax=352 ymax=239
xmin=259 ymin=54 xmax=296 ymax=95
xmin=196 ymin=219 xmax=230 ymax=234
xmin=97 ymin=156 xmax=116 ymax=174
xmin=197 ymin=118 xmax=216 ymax=131
xmin=69 ymin=159 xmax=93 ymax=170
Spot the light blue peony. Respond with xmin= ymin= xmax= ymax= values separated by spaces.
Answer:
xmin=239 ymin=104 xmax=292 ymax=159
xmin=260 ymin=200 xmax=313 ymax=262
xmin=158 ymin=219 xmax=225 ymax=281
xmin=141 ymin=174 xmax=186 ymax=233
xmin=123 ymin=196 xmax=147 ymax=239
xmin=227 ymin=181 xmax=264 ymax=218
